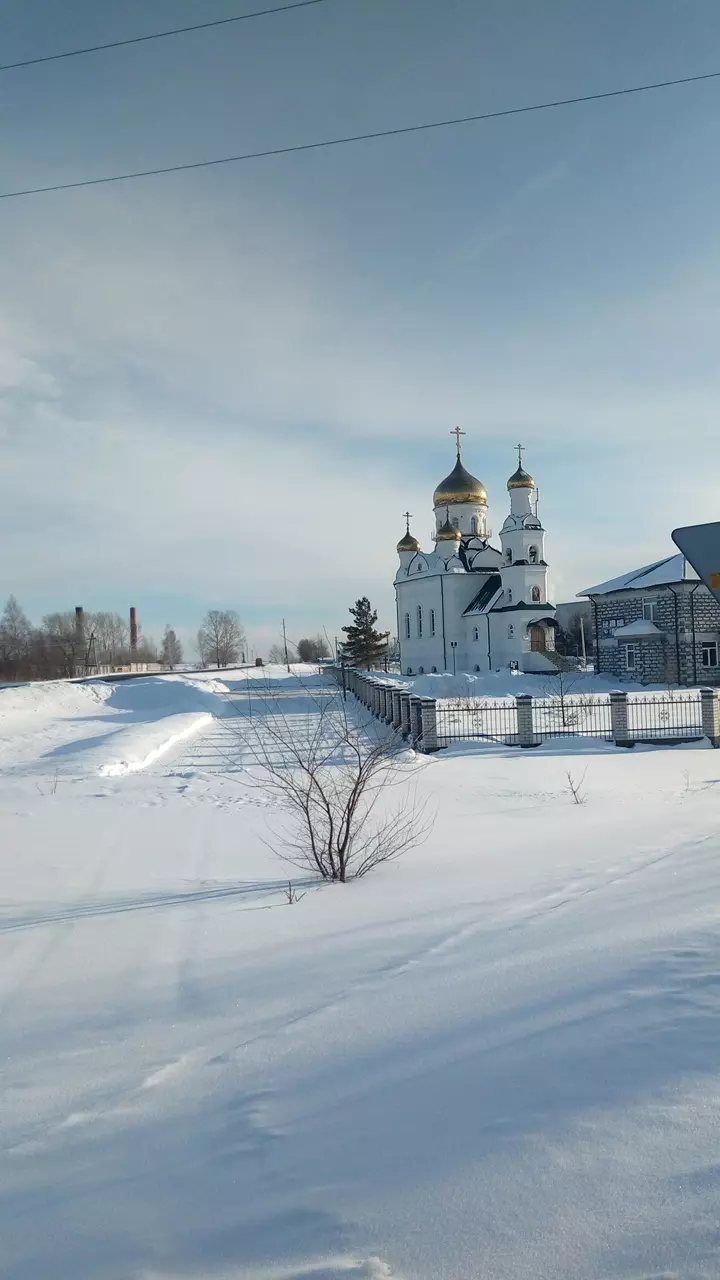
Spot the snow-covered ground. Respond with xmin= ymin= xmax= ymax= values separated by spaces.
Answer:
xmin=370 ymin=667 xmax=705 ymax=699
xmin=2 ymin=667 xmax=720 ymax=1278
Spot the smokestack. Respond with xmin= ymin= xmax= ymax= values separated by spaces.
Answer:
xmin=130 ymin=607 xmax=138 ymax=653
xmin=75 ymin=606 xmax=84 ymax=640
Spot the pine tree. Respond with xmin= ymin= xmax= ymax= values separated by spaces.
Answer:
xmin=341 ymin=597 xmax=388 ymax=670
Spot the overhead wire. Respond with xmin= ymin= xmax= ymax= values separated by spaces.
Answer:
xmin=0 ymin=0 xmax=337 ymax=73
xmin=1 ymin=68 xmax=719 ymax=201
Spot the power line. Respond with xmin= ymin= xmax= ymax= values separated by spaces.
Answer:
xmin=0 ymin=0 xmax=335 ymax=73
xmin=2 ymin=67 xmax=719 ymax=202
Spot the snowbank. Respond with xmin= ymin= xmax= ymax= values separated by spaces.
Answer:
xmin=369 ymin=668 xmax=704 ymax=699
xmin=99 ymin=712 xmax=213 ymax=776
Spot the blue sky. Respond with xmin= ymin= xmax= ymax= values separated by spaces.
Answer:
xmin=2 ymin=0 xmax=720 ymax=658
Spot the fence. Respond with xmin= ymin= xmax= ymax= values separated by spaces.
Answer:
xmin=325 ymin=666 xmax=720 ymax=753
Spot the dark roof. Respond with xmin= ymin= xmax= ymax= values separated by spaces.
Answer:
xmin=463 ymin=573 xmax=502 ymax=615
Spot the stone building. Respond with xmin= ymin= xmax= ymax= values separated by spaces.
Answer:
xmin=580 ymin=554 xmax=720 ymax=686
xmin=395 ymin=431 xmax=558 ymax=676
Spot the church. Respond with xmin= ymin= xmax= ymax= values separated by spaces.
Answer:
xmin=395 ymin=431 xmax=559 ymax=677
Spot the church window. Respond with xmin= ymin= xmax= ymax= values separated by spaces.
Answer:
xmin=472 ymin=626 xmax=479 ymax=642
xmin=470 ymin=516 xmax=478 ymax=535
xmin=452 ymin=517 xmax=459 ymax=529
xmin=418 ymin=666 xmax=424 ymax=675
xmin=406 ymin=667 xmax=413 ymax=676
xmin=416 ymin=562 xmax=423 ymax=572
xmin=508 ymin=624 xmax=514 ymax=638
xmin=417 ymin=605 xmax=423 ymax=637
xmin=430 ymin=608 xmax=436 ymax=636
xmin=431 ymin=665 xmax=437 ymax=673
xmin=508 ymin=589 xmax=513 ymax=604
xmin=404 ymin=612 xmax=410 ymax=639
xmin=506 ymin=548 xmax=513 ymax=563
xmin=531 ymin=586 xmax=541 ymax=603
xmin=529 ymin=545 xmax=538 ymax=563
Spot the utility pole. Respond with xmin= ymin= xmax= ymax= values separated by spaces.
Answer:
xmin=580 ymin=615 xmax=587 ymax=666
xmin=282 ymin=618 xmax=290 ymax=673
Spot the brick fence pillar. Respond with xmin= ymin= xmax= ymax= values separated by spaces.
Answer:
xmin=409 ymin=696 xmax=424 ymax=746
xmin=380 ymin=685 xmax=390 ymax=722
xmin=610 ymin=690 xmax=632 ymax=747
xmin=515 ymin=694 xmax=537 ymax=748
xmin=400 ymin=692 xmax=412 ymax=737
xmin=391 ymin=689 xmax=402 ymax=730
xmin=420 ymin=698 xmax=440 ymax=752
xmin=701 ymin=686 xmax=720 ymax=747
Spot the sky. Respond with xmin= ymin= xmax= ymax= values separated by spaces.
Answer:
xmin=2 ymin=0 xmax=720 ymax=659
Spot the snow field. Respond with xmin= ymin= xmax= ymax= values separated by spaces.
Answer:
xmin=2 ymin=668 xmax=720 ymax=1278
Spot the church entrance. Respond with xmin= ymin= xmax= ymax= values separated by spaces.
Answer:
xmin=530 ymin=625 xmax=546 ymax=652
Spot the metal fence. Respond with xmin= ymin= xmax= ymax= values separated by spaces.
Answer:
xmin=532 ymin=695 xmax=613 ymax=740
xmin=436 ymin=698 xmax=519 ymax=746
xmin=627 ymin=693 xmax=703 ymax=740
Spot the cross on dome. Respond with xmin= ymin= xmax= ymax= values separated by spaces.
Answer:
xmin=516 ymin=442 xmax=525 ymax=467
xmin=451 ymin=426 xmax=466 ymax=457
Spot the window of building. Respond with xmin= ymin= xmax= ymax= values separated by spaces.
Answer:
xmin=418 ymin=666 xmax=424 ymax=674
xmin=506 ymin=548 xmax=513 ymax=563
xmin=404 ymin=612 xmax=410 ymax=639
xmin=472 ymin=626 xmax=479 ymax=641
xmin=430 ymin=608 xmax=436 ymax=636
xmin=702 ymin=641 xmax=718 ymax=668
xmin=529 ymin=545 xmax=538 ymax=563
xmin=470 ymin=516 xmax=478 ymax=535
xmin=624 ymin=643 xmax=640 ymax=671
xmin=642 ymin=599 xmax=657 ymax=622
xmin=416 ymin=562 xmax=423 ymax=571
xmin=602 ymin=617 xmax=624 ymax=636
xmin=452 ymin=517 xmax=459 ymax=529
xmin=417 ymin=605 xmax=423 ymax=637
xmin=431 ymin=666 xmax=437 ymax=673
xmin=406 ymin=667 xmax=413 ymax=676
xmin=508 ymin=589 xmax=513 ymax=604
xmin=508 ymin=624 xmax=514 ymax=638
xmin=531 ymin=586 xmax=541 ymax=603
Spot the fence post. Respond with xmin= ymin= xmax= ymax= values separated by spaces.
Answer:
xmin=391 ymin=689 xmax=402 ymax=730
xmin=610 ymin=690 xmax=632 ymax=747
xmin=420 ymin=698 xmax=440 ymax=752
xmin=515 ymin=694 xmax=537 ymax=748
xmin=409 ymin=696 xmax=424 ymax=746
xmin=400 ymin=692 xmax=412 ymax=738
xmin=379 ymin=685 xmax=389 ymax=722
xmin=383 ymin=686 xmax=392 ymax=723
xmin=700 ymin=687 xmax=720 ymax=747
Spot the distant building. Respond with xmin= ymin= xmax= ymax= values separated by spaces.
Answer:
xmin=580 ymin=554 xmax=720 ymax=686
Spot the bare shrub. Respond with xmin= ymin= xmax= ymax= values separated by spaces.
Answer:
xmin=565 ymin=769 xmax=587 ymax=806
xmin=227 ymin=680 xmax=433 ymax=882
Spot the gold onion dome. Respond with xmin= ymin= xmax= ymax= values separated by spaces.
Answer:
xmin=433 ymin=455 xmax=488 ymax=507
xmin=507 ymin=464 xmax=535 ymax=490
xmin=436 ymin=515 xmax=462 ymax=542
xmin=397 ymin=529 xmax=420 ymax=553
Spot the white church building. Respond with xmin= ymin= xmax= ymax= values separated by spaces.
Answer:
xmin=395 ymin=431 xmax=558 ymax=676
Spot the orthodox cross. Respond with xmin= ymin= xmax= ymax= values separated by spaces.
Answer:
xmin=402 ymin=510 xmax=412 ymax=533
xmin=516 ymin=442 xmax=525 ymax=468
xmin=451 ymin=425 xmax=466 ymax=456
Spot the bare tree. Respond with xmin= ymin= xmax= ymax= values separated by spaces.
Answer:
xmin=197 ymin=609 xmax=245 ymax=668
xmin=161 ymin=625 xmax=183 ymax=669
xmin=227 ymin=681 xmax=432 ymax=881
xmin=91 ymin=612 xmax=129 ymax=665
xmin=267 ymin=643 xmax=286 ymax=664
xmin=0 ymin=596 xmax=33 ymax=678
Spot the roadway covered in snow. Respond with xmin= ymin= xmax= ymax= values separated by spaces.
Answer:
xmin=2 ymin=667 xmax=720 ymax=1279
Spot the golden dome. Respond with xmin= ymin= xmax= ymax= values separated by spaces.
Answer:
xmin=433 ymin=455 xmax=488 ymax=508
xmin=435 ymin=515 xmax=462 ymax=543
xmin=507 ymin=464 xmax=535 ymax=490
xmin=397 ymin=530 xmax=420 ymax=553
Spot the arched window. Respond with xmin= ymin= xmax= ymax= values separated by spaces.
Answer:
xmin=418 ymin=666 xmax=424 ymax=675
xmin=531 ymin=586 xmax=541 ymax=603
xmin=430 ymin=608 xmax=436 ymax=636
xmin=452 ymin=517 xmax=459 ymax=530
xmin=508 ymin=624 xmax=514 ymax=638
xmin=404 ymin=612 xmax=410 ymax=639
xmin=406 ymin=667 xmax=413 ymax=676
xmin=431 ymin=665 xmax=437 ymax=673
xmin=470 ymin=516 xmax=478 ymax=536
xmin=416 ymin=562 xmax=423 ymax=571
xmin=508 ymin=589 xmax=513 ymax=604
xmin=417 ymin=605 xmax=423 ymax=637
xmin=506 ymin=548 xmax=513 ymax=563
xmin=529 ymin=545 xmax=538 ymax=564
xmin=472 ymin=626 xmax=479 ymax=641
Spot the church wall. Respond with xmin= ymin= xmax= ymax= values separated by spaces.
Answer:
xmin=395 ymin=573 xmax=446 ymax=676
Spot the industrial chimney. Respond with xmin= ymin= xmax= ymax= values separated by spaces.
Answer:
xmin=130 ymin=606 xmax=138 ymax=653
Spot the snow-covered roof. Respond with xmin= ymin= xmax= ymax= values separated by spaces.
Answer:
xmin=579 ymin=553 xmax=698 ymax=597
xmin=613 ymin=619 xmax=662 ymax=638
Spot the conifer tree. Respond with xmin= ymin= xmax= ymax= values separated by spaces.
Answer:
xmin=341 ymin=597 xmax=388 ymax=670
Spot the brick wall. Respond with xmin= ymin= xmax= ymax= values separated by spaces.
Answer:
xmin=590 ymin=584 xmax=720 ymax=686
